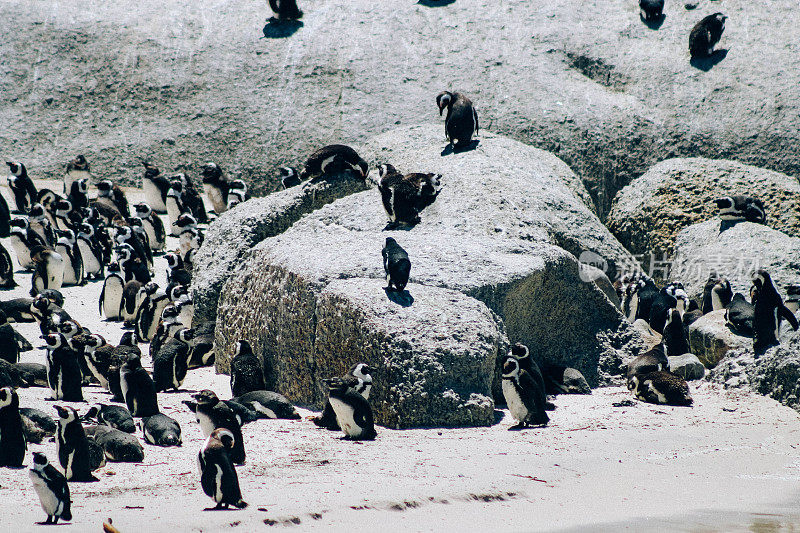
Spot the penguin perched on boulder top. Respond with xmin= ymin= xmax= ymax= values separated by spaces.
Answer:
xmin=751 ymin=269 xmax=799 ymax=354
xmin=299 ymin=145 xmax=368 ymax=182
xmin=715 ymin=195 xmax=765 ymax=224
xmin=377 ymin=164 xmax=442 ymax=228
xmin=689 ymin=13 xmax=727 ymax=59
xmin=268 ymin=0 xmax=303 ymax=20
xmin=382 ymin=237 xmax=411 ymax=292
xmin=436 ymin=91 xmax=479 ymax=149
xmin=639 ymin=0 xmax=664 ymax=22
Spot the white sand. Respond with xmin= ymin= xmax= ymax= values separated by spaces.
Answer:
xmin=1 ymin=183 xmax=800 ymax=532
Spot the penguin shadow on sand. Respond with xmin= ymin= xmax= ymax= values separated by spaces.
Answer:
xmin=384 ymin=288 xmax=414 ymax=308
xmin=641 ymin=13 xmax=666 ymax=30
xmin=418 ymin=0 xmax=457 ymax=6
xmin=441 ymin=140 xmax=480 ymax=157
xmin=690 ymin=49 xmax=728 ymax=72
xmin=261 ymin=18 xmax=303 ymax=39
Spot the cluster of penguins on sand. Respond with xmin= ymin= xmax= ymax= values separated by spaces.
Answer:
xmin=0 ymin=89 xmax=484 ymax=524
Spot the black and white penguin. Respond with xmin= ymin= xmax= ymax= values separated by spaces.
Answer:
xmin=500 ymin=356 xmax=549 ymax=429
xmin=99 ymin=262 xmax=125 ymax=321
xmin=76 ymin=222 xmax=104 ymax=279
xmin=29 ymin=452 xmax=72 ymax=524
xmin=150 ymin=304 xmax=183 ymax=359
xmin=326 ymin=378 xmax=376 ymax=440
xmin=187 ymin=390 xmax=246 ymax=464
xmin=115 ymin=243 xmax=150 ymax=284
xmin=436 ymin=91 xmax=479 ymax=149
xmin=6 ymin=161 xmax=38 ymax=213
xmin=200 ymin=162 xmax=230 ymax=214
xmin=120 ymin=356 xmax=159 ymax=417
xmin=96 ymin=180 xmax=130 ymax=219
xmin=187 ymin=320 xmax=216 ymax=368
xmin=43 ymin=333 xmax=83 ymax=402
xmin=1 ymin=296 xmax=37 ymax=323
xmin=152 ymin=328 xmax=192 ymax=392
xmin=312 ymin=363 xmax=371 ymax=430
xmin=31 ymin=294 xmax=72 ymax=336
xmin=142 ymin=162 xmax=170 ymax=213
xmin=299 ymin=145 xmax=369 ymax=182
xmin=86 ymin=404 xmax=136 ymax=434
xmin=129 ymin=217 xmax=154 ymax=270
xmin=56 ymin=229 xmax=84 ymax=286
xmin=725 ymin=292 xmax=755 ymax=335
xmin=9 ymin=217 xmax=47 ymax=270
xmin=648 ymin=283 xmax=689 ymax=334
xmin=229 ymin=340 xmax=265 ymax=397
xmin=198 ymin=428 xmax=248 ymax=510
xmin=134 ymin=203 xmax=166 ymax=252
xmin=715 ymin=195 xmax=764 ymax=224
xmin=165 ymin=179 xmax=187 ymax=237
xmin=628 ymin=371 xmax=693 ymax=406
xmin=136 ymin=284 xmax=170 ymax=343
xmin=0 ymin=243 xmax=15 ymax=288
xmin=0 ymin=387 xmax=26 ymax=467
xmin=625 ymin=346 xmax=669 ymax=380
xmin=639 ymin=0 xmax=664 ymax=21
xmin=701 ymin=276 xmax=733 ymax=314
xmin=29 ymin=203 xmax=57 ymax=246
xmin=224 ymin=400 xmax=261 ymax=425
xmin=543 ymin=362 xmax=591 ymax=395
xmin=52 ymin=199 xmax=75 ymax=232
xmin=233 ymin=390 xmax=300 ymax=420
xmin=67 ymin=178 xmax=89 ymax=212
xmin=116 ymin=225 xmax=152 ymax=273
xmin=751 ymin=269 xmax=799 ymax=355
xmin=89 ymin=425 xmax=144 ymax=463
xmin=176 ymin=298 xmax=194 ymax=329
xmin=142 ymin=413 xmax=182 ymax=447
xmin=30 ymin=246 xmax=65 ymax=296
xmin=72 ymin=334 xmax=111 ymax=390
xmin=279 ymin=167 xmax=301 ymax=189
xmin=377 ymin=164 xmax=442 ymax=228
xmin=689 ymin=13 xmax=727 ymax=59
xmin=15 ymin=363 xmax=48 ymax=389
xmin=54 ymin=405 xmax=98 ymax=482
xmin=382 ymin=237 xmax=411 ymax=292
xmin=268 ymin=0 xmax=303 ymax=20
xmin=226 ymin=180 xmax=248 ymax=210
xmin=165 ymin=252 xmax=192 ymax=286
xmin=63 ymin=155 xmax=91 ymax=195
xmin=120 ymin=280 xmax=144 ymax=325
xmin=663 ymin=308 xmax=690 ymax=356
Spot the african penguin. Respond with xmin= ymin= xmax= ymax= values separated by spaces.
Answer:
xmin=233 ymin=390 xmax=300 ymax=420
xmin=229 ymin=340 xmax=265 ymax=397
xmin=120 ymin=356 xmax=159 ymax=417
xmin=120 ymin=280 xmax=144 ymax=325
xmin=54 ymin=405 xmax=98 ymax=482
xmin=0 ymin=387 xmax=26 ymax=467
xmin=377 ymin=164 xmax=442 ymax=227
xmin=142 ymin=413 xmax=182 ymax=447
xmin=86 ymin=404 xmax=136 ymax=434
xmin=96 ymin=179 xmax=130 ymax=219
xmin=63 ymin=155 xmax=91 ymax=195
xmin=436 ymin=91 xmax=479 ymax=149
xmin=639 ymin=0 xmax=664 ymax=21
xmin=663 ymin=308 xmax=690 ymax=356
xmin=19 ymin=407 xmax=56 ymax=443
xmin=628 ymin=371 xmax=693 ymax=406
xmin=701 ymin=275 xmax=732 ymax=314
xmin=134 ymin=203 xmax=166 ymax=252
xmin=198 ymin=428 xmax=248 ymax=510
xmin=9 ymin=217 xmax=47 ymax=270
xmin=501 ymin=356 xmax=549 ymax=429
xmin=382 ymin=237 xmax=411 ymax=292
xmin=141 ymin=161 xmax=170 ymax=213
xmin=6 ymin=161 xmax=38 ymax=213
xmin=299 ymin=145 xmax=368 ymax=182
xmin=88 ymin=425 xmax=144 ymax=463
xmin=226 ymin=180 xmax=248 ymax=209
xmin=186 ymin=390 xmax=246 ymax=464
xmin=67 ymin=177 xmax=89 ymax=211
xmin=689 ymin=13 xmax=727 ymax=59
xmin=29 ymin=452 xmax=72 ymax=524
xmin=632 ymin=274 xmax=659 ymax=322
xmin=715 ymin=195 xmax=764 ymax=224
xmin=0 ymin=312 xmax=19 ymax=365
xmin=326 ymin=378 xmax=377 ymax=440
xmin=55 ymin=229 xmax=84 ymax=286
xmin=44 ymin=333 xmax=84 ymax=402
xmin=312 ymin=363 xmax=371 ymax=430
xmin=99 ymin=263 xmax=125 ymax=321
xmin=268 ymin=0 xmax=303 ymax=20
xmin=152 ymin=328 xmax=192 ymax=392
xmin=625 ymin=347 xmax=669 ymax=380
xmin=76 ymin=223 xmax=104 ymax=279
xmin=279 ymin=167 xmax=302 ymax=189
xmin=30 ymin=246 xmax=64 ymax=297
xmin=751 ymin=269 xmax=799 ymax=355
xmin=200 ymin=162 xmax=229 ymax=214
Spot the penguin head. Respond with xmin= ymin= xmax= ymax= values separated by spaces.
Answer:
xmin=0 ymin=386 xmax=18 ymax=409
xmin=32 ymin=294 xmax=52 ymax=314
xmin=744 ymin=197 xmax=766 ymax=224
xmin=115 ymin=243 xmax=134 ymax=262
xmin=86 ymin=334 xmax=107 ymax=349
xmin=115 ymin=225 xmax=133 ymax=242
xmin=378 ymin=163 xmax=398 ymax=181
xmin=54 ymin=405 xmax=77 ymax=423
xmin=58 ymin=228 xmax=76 ymax=243
xmin=664 ymin=308 xmax=681 ymax=329
xmin=436 ymin=91 xmax=453 ymax=115
xmin=176 ymin=213 xmax=197 ymax=229
xmin=96 ymin=180 xmax=113 ymax=198
xmin=31 ymin=452 xmax=50 ymax=471
xmin=68 ymin=155 xmax=89 ymax=171
xmin=123 ymin=355 xmax=143 ymax=370
xmin=79 ymin=222 xmax=94 ymax=237
xmin=167 ymin=180 xmax=183 ymax=197
xmin=6 ymin=161 xmax=24 ymax=177
xmin=42 ymin=333 xmax=66 ymax=349
xmin=129 ymin=217 xmax=145 ymax=231
xmin=58 ymin=320 xmax=81 ymax=339
xmin=200 ymin=162 xmax=222 ymax=182
xmin=162 ymin=305 xmax=180 ymax=322
xmin=627 ymin=375 xmax=640 ymax=391
xmin=193 ymin=389 xmax=220 ymax=407
xmin=144 ymin=281 xmax=160 ymax=295
xmin=142 ymin=161 xmax=160 ymax=179
xmin=165 ymin=253 xmax=182 ymax=270
xmin=176 ymin=328 xmax=194 ymax=343
xmin=352 ymin=158 xmax=369 ymax=179
xmin=107 ymin=261 xmax=121 ymax=274
xmin=29 ymin=203 xmax=46 ymax=219
xmin=209 ymin=428 xmax=235 ymax=450
xmin=134 ymin=203 xmax=152 ymax=217
xmin=119 ymin=331 xmax=137 ymax=347
xmin=10 ymin=217 xmax=29 ymax=230
xmin=509 ymin=343 xmax=529 ymax=361
xmin=229 ymin=180 xmax=247 ymax=194
xmin=74 ymin=178 xmax=89 ymax=195
xmin=234 ymin=340 xmax=252 ymax=357
xmin=501 ymin=356 xmax=521 ymax=379
xmin=385 ymin=237 xmax=398 ymax=248
xmin=350 ymin=363 xmax=373 ymax=383
xmin=169 ymin=285 xmax=190 ymax=303
xmin=752 ymin=269 xmax=775 ymax=295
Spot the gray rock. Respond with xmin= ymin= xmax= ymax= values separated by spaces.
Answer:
xmin=192 ymin=172 xmax=369 ymax=322
xmin=631 ymin=319 xmax=662 ymax=352
xmin=708 ymin=328 xmax=800 ymax=413
xmin=607 ymin=158 xmax=800 ymax=256
xmin=5 ymin=1 xmax=800 ymax=217
xmin=215 ymin=126 xmax=640 ymax=400
xmin=671 ymin=219 xmax=800 ymax=299
xmin=687 ymin=310 xmax=750 ymax=368
xmin=668 ymin=353 xmax=705 ymax=381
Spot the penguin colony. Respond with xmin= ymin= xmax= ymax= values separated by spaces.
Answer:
xmin=0 ymin=0 xmax=784 ymax=527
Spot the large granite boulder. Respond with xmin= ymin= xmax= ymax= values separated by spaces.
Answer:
xmin=5 ymin=1 xmax=800 ymax=216
xmin=708 ymin=329 xmax=800 ymax=413
xmin=607 ymin=158 xmax=800 ymax=256
xmin=688 ymin=310 xmax=750 ymax=368
xmin=192 ymin=172 xmax=369 ymax=322
xmin=218 ymin=278 xmax=503 ymax=428
xmin=214 ymin=126 xmax=642 ymax=425
xmin=670 ymin=219 xmax=800 ymax=299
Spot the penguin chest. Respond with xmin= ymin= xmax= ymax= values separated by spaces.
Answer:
xmin=29 ymin=472 xmax=60 ymax=516
xmin=204 ymin=184 xmax=226 ymax=213
xmin=144 ymin=181 xmax=167 ymax=212
xmin=56 ymin=246 xmax=76 ymax=285
xmin=502 ymin=379 xmax=529 ymax=422
xmin=196 ymin=411 xmax=215 ymax=437
xmin=103 ymin=279 xmax=124 ymax=318
xmin=77 ymin=239 xmax=101 ymax=276
xmin=9 ymin=236 xmax=32 ymax=269
xmin=142 ymin=220 xmax=159 ymax=249
xmin=329 ymin=397 xmax=360 ymax=437
xmin=213 ymin=463 xmax=224 ymax=502
xmin=166 ymin=198 xmax=182 ymax=227
xmin=46 ymin=254 xmax=65 ymax=288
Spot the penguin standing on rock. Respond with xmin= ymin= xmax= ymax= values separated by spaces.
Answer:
xmin=725 ymin=292 xmax=754 ymax=335
xmin=54 ymin=405 xmax=98 ymax=482
xmin=382 ymin=237 xmax=411 ymax=292
xmin=751 ymin=269 xmax=799 ymax=354
xmin=501 ymin=356 xmax=549 ymax=429
xmin=299 ymin=145 xmax=368 ymax=182
xmin=229 ymin=340 xmax=265 ymax=397
xmin=639 ymin=0 xmax=664 ymax=21
xmin=29 ymin=452 xmax=72 ymax=524
xmin=120 ymin=356 xmax=159 ymax=417
xmin=186 ymin=390 xmax=246 ymax=464
xmin=0 ymin=387 xmax=26 ymax=467
xmin=377 ymin=164 xmax=442 ymax=228
xmin=198 ymin=428 xmax=248 ymax=510
xmin=326 ymin=378 xmax=376 ymax=440
xmin=701 ymin=276 xmax=732 ymax=314
xmin=663 ymin=308 xmax=690 ymax=356
xmin=689 ymin=13 xmax=727 ymax=59
xmin=6 ymin=161 xmax=38 ymax=213
xmin=715 ymin=195 xmax=764 ymax=224
xmin=436 ymin=91 xmax=479 ymax=149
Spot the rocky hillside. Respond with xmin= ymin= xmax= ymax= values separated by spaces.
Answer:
xmin=3 ymin=0 xmax=800 ymax=214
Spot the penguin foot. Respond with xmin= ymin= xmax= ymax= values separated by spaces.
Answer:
xmin=508 ymin=423 xmax=528 ymax=431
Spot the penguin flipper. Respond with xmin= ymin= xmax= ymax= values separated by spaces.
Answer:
xmin=98 ymin=284 xmax=105 ymax=316
xmin=473 ymin=108 xmax=479 ymax=135
xmin=781 ymin=305 xmax=799 ymax=330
